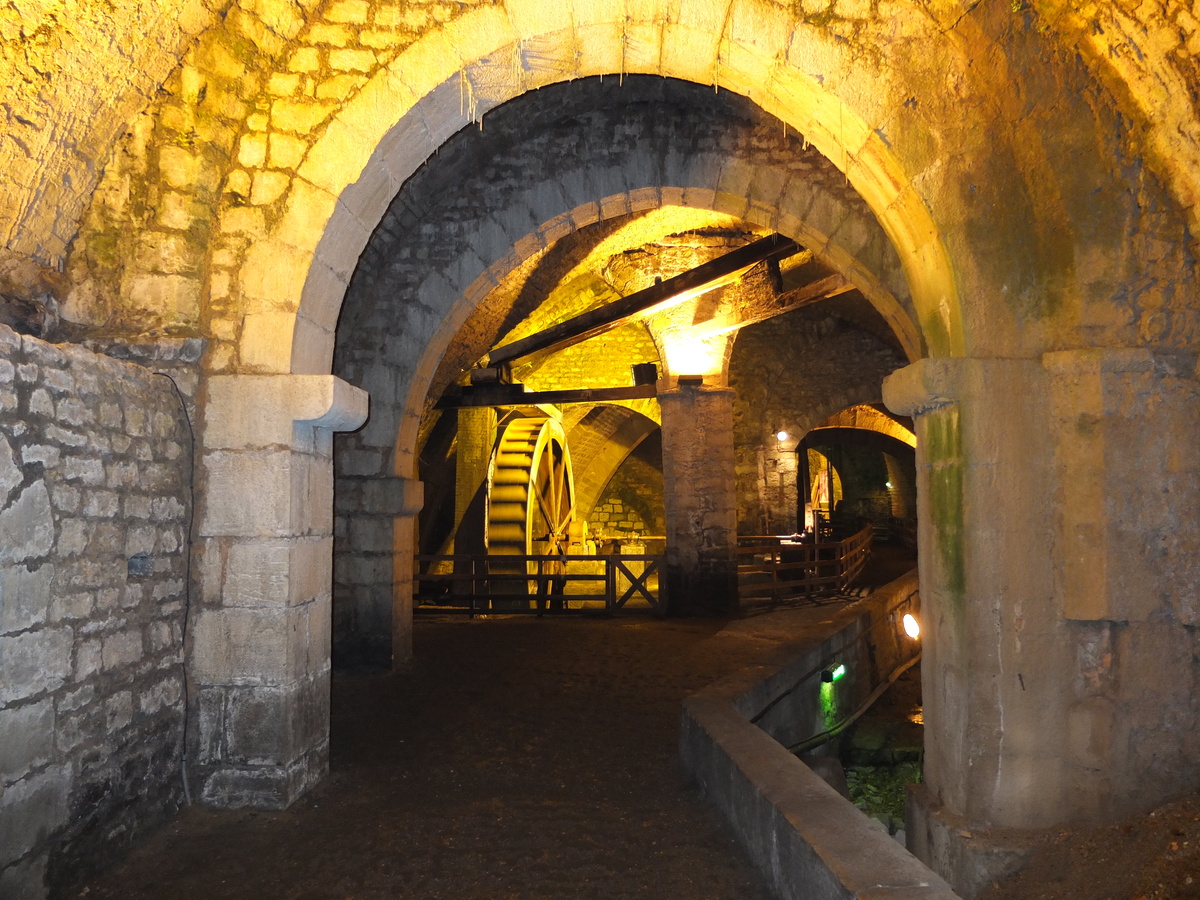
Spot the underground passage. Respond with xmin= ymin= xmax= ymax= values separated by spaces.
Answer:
xmin=4 ymin=2 xmax=1200 ymax=898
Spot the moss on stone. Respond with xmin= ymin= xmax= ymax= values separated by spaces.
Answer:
xmin=925 ymin=407 xmax=965 ymax=604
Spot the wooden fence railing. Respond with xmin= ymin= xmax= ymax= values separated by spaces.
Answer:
xmin=413 ymin=553 xmax=665 ymax=616
xmin=735 ymin=525 xmax=872 ymax=605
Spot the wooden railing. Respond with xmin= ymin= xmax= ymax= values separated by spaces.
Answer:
xmin=413 ymin=553 xmax=666 ymax=616
xmin=735 ymin=524 xmax=873 ymax=605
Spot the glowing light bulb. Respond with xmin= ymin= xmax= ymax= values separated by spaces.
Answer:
xmin=902 ymin=613 xmax=920 ymax=639
xmin=663 ymin=334 xmax=726 ymax=377
xmin=776 ymin=430 xmax=789 ymax=441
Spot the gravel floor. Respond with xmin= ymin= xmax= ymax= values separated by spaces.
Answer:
xmin=75 ymin=615 xmax=785 ymax=900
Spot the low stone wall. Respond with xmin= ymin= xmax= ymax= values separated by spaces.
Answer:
xmin=0 ymin=325 xmax=192 ymax=898
xmin=681 ymin=572 xmax=960 ymax=900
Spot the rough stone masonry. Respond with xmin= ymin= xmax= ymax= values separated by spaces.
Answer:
xmin=0 ymin=324 xmax=193 ymax=898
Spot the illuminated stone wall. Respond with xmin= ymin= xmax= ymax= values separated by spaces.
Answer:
xmin=0 ymin=326 xmax=193 ymax=898
xmin=519 ymin=326 xmax=661 ymax=395
xmin=0 ymin=0 xmax=1171 ymax=369
xmin=1031 ymin=0 xmax=1200 ymax=231
xmin=729 ymin=306 xmax=907 ymax=534
xmin=0 ymin=0 xmax=226 ymax=263
xmin=589 ymin=440 xmax=665 ymax=544
xmin=0 ymin=1 xmax=1186 ymax=357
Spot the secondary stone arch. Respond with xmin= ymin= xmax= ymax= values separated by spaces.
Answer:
xmin=331 ymin=77 xmax=919 ymax=485
xmin=328 ymin=77 xmax=924 ymax=664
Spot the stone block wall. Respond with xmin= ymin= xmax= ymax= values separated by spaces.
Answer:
xmin=189 ymin=373 xmax=364 ymax=806
xmin=0 ymin=325 xmax=192 ymax=899
xmin=589 ymin=453 xmax=664 ymax=543
xmin=1046 ymin=349 xmax=1200 ymax=818
xmin=590 ymin=499 xmax=651 ymax=541
xmin=729 ymin=307 xmax=907 ymax=534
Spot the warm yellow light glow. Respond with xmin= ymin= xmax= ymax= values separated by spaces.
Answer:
xmin=661 ymin=333 xmax=728 ymax=377
xmin=777 ymin=430 xmax=789 ymax=441
xmin=813 ymin=405 xmax=916 ymax=448
xmin=902 ymin=613 xmax=920 ymax=639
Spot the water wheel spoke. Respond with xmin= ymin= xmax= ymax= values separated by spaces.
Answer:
xmin=535 ymin=483 xmax=556 ymax=540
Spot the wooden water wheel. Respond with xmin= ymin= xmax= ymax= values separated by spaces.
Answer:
xmin=486 ymin=416 xmax=575 ymax=594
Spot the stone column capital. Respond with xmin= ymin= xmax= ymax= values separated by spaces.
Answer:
xmin=882 ymin=357 xmax=1042 ymax=417
xmin=205 ymin=374 xmax=368 ymax=449
xmin=882 ymin=358 xmax=958 ymax=416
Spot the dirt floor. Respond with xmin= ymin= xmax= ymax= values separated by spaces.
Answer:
xmin=980 ymin=795 xmax=1200 ymax=900
xmin=74 ymin=614 xmax=788 ymax=900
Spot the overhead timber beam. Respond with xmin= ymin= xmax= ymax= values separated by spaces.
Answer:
xmin=731 ymin=273 xmax=855 ymax=331
xmin=662 ymin=272 xmax=857 ymax=344
xmin=487 ymin=234 xmax=803 ymax=367
xmin=436 ymin=383 xmax=658 ymax=410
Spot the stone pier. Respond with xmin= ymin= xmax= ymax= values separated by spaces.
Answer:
xmin=659 ymin=383 xmax=739 ymax=614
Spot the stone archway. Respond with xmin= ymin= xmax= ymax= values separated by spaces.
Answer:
xmin=326 ymin=75 xmax=919 ymax=666
xmin=218 ymin=3 xmax=980 ymax=376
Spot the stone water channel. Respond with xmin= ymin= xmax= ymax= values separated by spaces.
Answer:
xmin=835 ymin=662 xmax=924 ymax=840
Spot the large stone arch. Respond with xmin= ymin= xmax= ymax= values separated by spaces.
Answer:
xmin=65 ymin=1 xmax=1192 ymax=368
xmin=226 ymin=2 xmax=995 ymax=373
xmin=214 ymin=2 xmax=1189 ymax=373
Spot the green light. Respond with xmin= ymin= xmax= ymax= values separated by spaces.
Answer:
xmin=820 ymin=680 xmax=836 ymax=730
xmin=820 ymin=663 xmax=847 ymax=683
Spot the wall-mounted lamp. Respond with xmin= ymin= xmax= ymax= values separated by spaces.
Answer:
xmin=631 ymin=362 xmax=658 ymax=386
xmin=776 ymin=430 xmax=789 ymax=442
xmin=902 ymin=613 xmax=920 ymax=639
xmin=821 ymin=663 xmax=847 ymax=683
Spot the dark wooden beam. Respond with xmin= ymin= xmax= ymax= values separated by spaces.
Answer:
xmin=487 ymin=234 xmax=802 ymax=367
xmin=674 ymin=273 xmax=857 ymax=342
xmin=436 ymin=383 xmax=658 ymax=410
xmin=776 ymin=272 xmax=854 ymax=308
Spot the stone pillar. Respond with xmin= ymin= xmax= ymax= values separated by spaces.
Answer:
xmin=333 ymin=472 xmax=422 ymax=669
xmin=659 ymin=382 xmax=738 ymax=614
xmin=885 ymin=352 xmax=1200 ymax=897
xmin=192 ymin=374 xmax=367 ymax=809
xmin=1042 ymin=348 xmax=1200 ymax=810
xmin=391 ymin=507 xmax=420 ymax=668
xmin=757 ymin=432 xmax=800 ymax=534
xmin=884 ymin=357 xmax=1059 ymax=896
xmin=454 ymin=406 xmax=494 ymax=555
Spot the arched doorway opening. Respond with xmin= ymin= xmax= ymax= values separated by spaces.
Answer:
xmin=329 ymin=75 xmax=923 ymax=660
